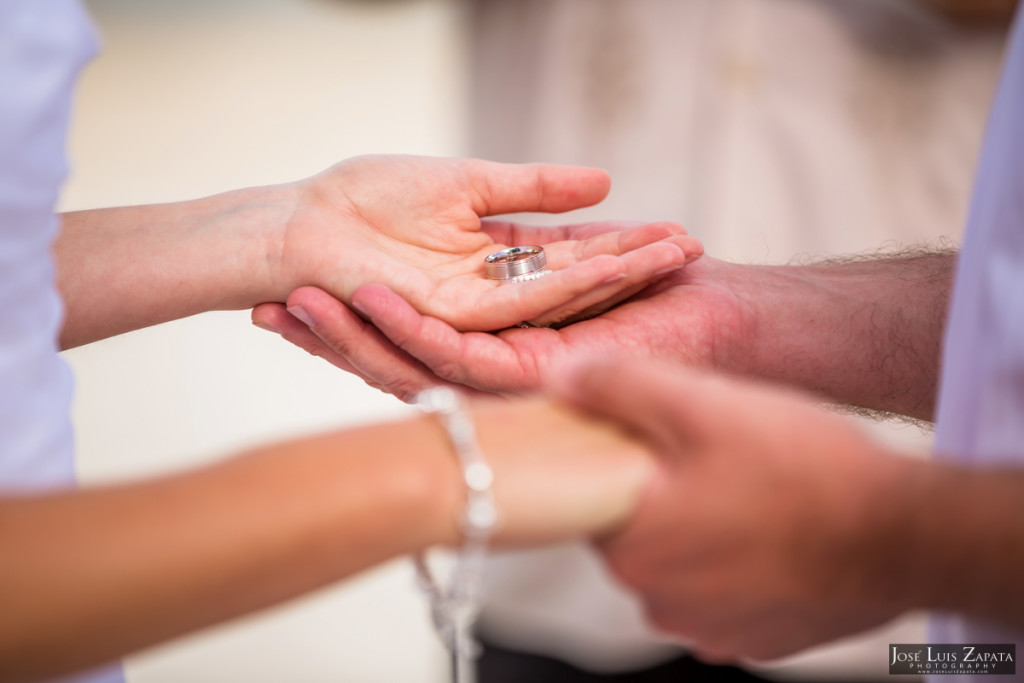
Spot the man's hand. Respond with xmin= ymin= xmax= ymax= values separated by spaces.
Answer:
xmin=552 ymin=358 xmax=915 ymax=662
xmin=252 ymin=257 xmax=742 ymax=400
xmin=253 ymin=251 xmax=951 ymax=418
xmin=273 ymin=155 xmax=703 ymax=331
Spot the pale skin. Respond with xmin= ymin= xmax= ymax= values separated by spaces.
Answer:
xmin=56 ymin=155 xmax=702 ymax=348
xmin=3 ymin=156 xmax=693 ymax=680
xmin=255 ymin=242 xmax=1024 ymax=661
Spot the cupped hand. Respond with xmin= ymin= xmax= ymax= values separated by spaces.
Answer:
xmin=273 ymin=155 xmax=702 ymax=331
xmin=553 ymin=359 xmax=912 ymax=662
xmin=252 ymin=257 xmax=748 ymax=401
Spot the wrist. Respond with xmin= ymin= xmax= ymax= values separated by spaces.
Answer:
xmin=264 ymin=166 xmax=366 ymax=309
xmin=403 ymin=394 xmax=654 ymax=550
xmin=392 ymin=414 xmax=466 ymax=551
xmin=833 ymin=450 xmax=930 ymax=618
xmin=892 ymin=462 xmax=1024 ymax=623
xmin=472 ymin=397 xmax=653 ymax=546
xmin=57 ymin=184 xmax=299 ymax=347
xmin=717 ymin=262 xmax=837 ymax=382
xmin=198 ymin=182 xmax=303 ymax=309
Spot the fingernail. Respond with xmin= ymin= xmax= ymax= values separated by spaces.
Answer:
xmin=252 ymin=321 xmax=281 ymax=334
xmin=602 ymin=272 xmax=627 ymax=285
xmin=352 ymin=301 xmax=372 ymax=320
xmin=654 ymin=265 xmax=683 ymax=276
xmin=287 ymin=305 xmax=314 ymax=328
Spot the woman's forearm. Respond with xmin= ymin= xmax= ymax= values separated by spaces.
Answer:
xmin=54 ymin=156 xmax=698 ymax=347
xmin=55 ymin=184 xmax=296 ymax=349
xmin=0 ymin=397 xmax=650 ymax=682
xmin=0 ymin=416 xmax=459 ymax=682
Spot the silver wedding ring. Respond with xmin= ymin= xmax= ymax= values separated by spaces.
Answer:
xmin=484 ymin=246 xmax=552 ymax=284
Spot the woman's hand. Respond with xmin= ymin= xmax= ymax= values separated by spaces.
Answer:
xmin=58 ymin=155 xmax=700 ymax=347
xmin=273 ymin=155 xmax=703 ymax=330
xmin=0 ymin=392 xmax=653 ymax=681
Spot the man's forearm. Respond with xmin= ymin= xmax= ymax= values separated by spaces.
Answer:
xmin=712 ymin=252 xmax=955 ymax=420
xmin=884 ymin=458 xmax=1024 ymax=632
xmin=55 ymin=185 xmax=293 ymax=349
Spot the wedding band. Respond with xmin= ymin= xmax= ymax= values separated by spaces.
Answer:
xmin=484 ymin=246 xmax=552 ymax=283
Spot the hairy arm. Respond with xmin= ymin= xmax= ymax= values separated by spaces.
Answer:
xmin=717 ymin=251 xmax=955 ymax=420
xmin=0 ymin=398 xmax=650 ymax=682
xmin=258 ymin=250 xmax=954 ymax=420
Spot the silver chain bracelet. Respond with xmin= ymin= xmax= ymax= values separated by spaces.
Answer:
xmin=414 ymin=387 xmax=499 ymax=683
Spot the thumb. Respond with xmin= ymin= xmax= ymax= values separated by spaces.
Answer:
xmin=550 ymin=358 xmax=725 ymax=455
xmin=463 ymin=159 xmax=611 ymax=217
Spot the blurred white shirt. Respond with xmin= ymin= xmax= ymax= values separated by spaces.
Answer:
xmin=931 ymin=7 xmax=1024 ymax=683
xmin=0 ymin=1 xmax=121 ymax=681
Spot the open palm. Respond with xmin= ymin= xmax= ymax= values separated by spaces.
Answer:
xmin=253 ymin=257 xmax=750 ymax=401
xmin=276 ymin=156 xmax=701 ymax=331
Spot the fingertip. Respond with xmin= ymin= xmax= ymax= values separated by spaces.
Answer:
xmin=350 ymin=283 xmax=398 ymax=321
xmin=284 ymin=285 xmax=333 ymax=315
xmin=546 ymin=359 xmax=585 ymax=398
xmin=634 ymin=241 xmax=686 ymax=277
xmin=251 ymin=303 xmax=283 ymax=333
xmin=662 ymin=241 xmax=688 ymax=267
xmin=671 ymin=234 xmax=705 ymax=263
xmin=252 ymin=320 xmax=281 ymax=335
xmin=548 ymin=356 xmax=616 ymax=405
xmin=547 ymin=163 xmax=612 ymax=209
xmin=470 ymin=160 xmax=613 ymax=216
xmin=253 ymin=302 xmax=310 ymax=337
xmin=564 ymin=163 xmax=610 ymax=185
xmin=619 ymin=223 xmax=690 ymax=254
xmin=620 ymin=223 xmax=673 ymax=251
